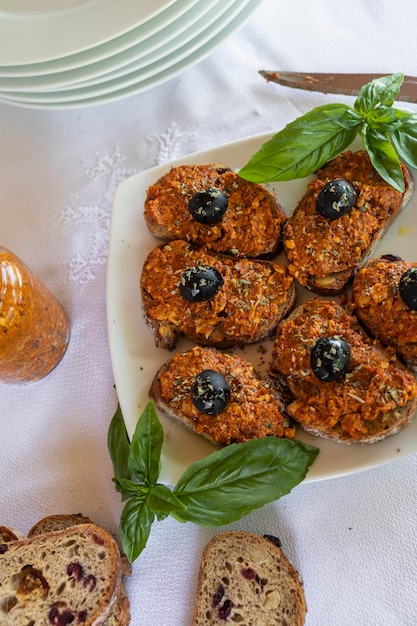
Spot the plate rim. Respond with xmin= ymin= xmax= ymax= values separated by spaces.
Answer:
xmin=0 ymin=0 xmax=262 ymax=109
xmin=0 ymin=0 xmax=178 ymax=66
xmin=0 ymin=0 xmax=237 ymax=95
xmin=0 ymin=0 xmax=202 ymax=78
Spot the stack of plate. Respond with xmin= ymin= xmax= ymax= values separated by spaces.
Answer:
xmin=0 ymin=0 xmax=263 ymax=109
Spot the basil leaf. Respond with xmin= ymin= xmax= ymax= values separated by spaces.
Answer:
xmin=238 ymin=104 xmax=358 ymax=183
xmin=391 ymin=115 xmax=417 ymax=169
xmin=128 ymin=400 xmax=163 ymax=485
xmin=367 ymin=105 xmax=402 ymax=128
xmin=172 ymin=438 xmax=319 ymax=526
xmin=361 ymin=127 xmax=405 ymax=191
xmin=148 ymin=484 xmax=187 ymax=513
xmin=355 ymin=73 xmax=403 ymax=113
xmin=120 ymin=497 xmax=154 ymax=563
xmin=113 ymin=477 xmax=148 ymax=501
xmin=331 ymin=107 xmax=363 ymax=130
xmin=107 ymin=404 xmax=130 ymax=481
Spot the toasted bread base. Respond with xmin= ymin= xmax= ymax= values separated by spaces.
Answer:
xmin=352 ymin=255 xmax=417 ymax=373
xmin=284 ymin=151 xmax=414 ymax=295
xmin=141 ymin=240 xmax=296 ymax=350
xmin=150 ymin=346 xmax=296 ymax=445
xmin=270 ymin=298 xmax=417 ymax=444
xmin=144 ymin=164 xmax=286 ymax=259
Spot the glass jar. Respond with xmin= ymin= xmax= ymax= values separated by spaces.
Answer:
xmin=0 ymin=246 xmax=70 ymax=383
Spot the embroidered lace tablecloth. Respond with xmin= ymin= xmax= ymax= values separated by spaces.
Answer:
xmin=1 ymin=1 xmax=416 ymax=624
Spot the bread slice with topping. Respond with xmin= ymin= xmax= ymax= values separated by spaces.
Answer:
xmin=140 ymin=239 xmax=296 ymax=350
xmin=0 ymin=524 xmax=122 ymax=626
xmin=352 ymin=255 xmax=417 ymax=373
xmin=191 ymin=531 xmax=307 ymax=626
xmin=144 ymin=164 xmax=286 ymax=259
xmin=270 ymin=298 xmax=417 ymax=444
xmin=283 ymin=151 xmax=413 ymax=294
xmin=150 ymin=346 xmax=296 ymax=445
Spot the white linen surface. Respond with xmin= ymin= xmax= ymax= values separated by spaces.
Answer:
xmin=1 ymin=1 xmax=416 ymax=624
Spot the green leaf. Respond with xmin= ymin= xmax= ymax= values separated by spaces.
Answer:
xmin=360 ymin=126 xmax=405 ymax=191
xmin=391 ymin=115 xmax=417 ymax=169
xmin=112 ymin=477 xmax=148 ymax=501
xmin=128 ymin=400 xmax=163 ymax=485
xmin=355 ymin=73 xmax=404 ymax=113
xmin=119 ymin=497 xmax=155 ymax=563
xmin=107 ymin=404 xmax=130 ymax=481
xmin=238 ymin=104 xmax=358 ymax=183
xmin=172 ymin=438 xmax=319 ymax=526
xmin=148 ymin=484 xmax=187 ymax=513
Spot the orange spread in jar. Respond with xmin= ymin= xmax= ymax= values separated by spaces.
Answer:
xmin=284 ymin=151 xmax=410 ymax=286
xmin=144 ymin=165 xmax=285 ymax=257
xmin=157 ymin=346 xmax=296 ymax=444
xmin=271 ymin=299 xmax=417 ymax=440
xmin=0 ymin=247 xmax=69 ymax=383
xmin=141 ymin=240 xmax=294 ymax=345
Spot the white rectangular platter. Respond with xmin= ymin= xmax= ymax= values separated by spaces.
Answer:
xmin=107 ymin=132 xmax=417 ymax=485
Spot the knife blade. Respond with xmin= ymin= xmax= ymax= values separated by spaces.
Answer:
xmin=259 ymin=71 xmax=417 ymax=103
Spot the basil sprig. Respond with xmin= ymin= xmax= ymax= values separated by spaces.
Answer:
xmin=238 ymin=73 xmax=417 ymax=192
xmin=108 ymin=401 xmax=319 ymax=562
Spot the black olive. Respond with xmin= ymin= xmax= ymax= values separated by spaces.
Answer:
xmin=310 ymin=336 xmax=350 ymax=382
xmin=399 ymin=267 xmax=417 ymax=311
xmin=191 ymin=370 xmax=231 ymax=416
xmin=188 ymin=187 xmax=228 ymax=224
xmin=178 ymin=265 xmax=224 ymax=302
xmin=316 ymin=179 xmax=357 ymax=220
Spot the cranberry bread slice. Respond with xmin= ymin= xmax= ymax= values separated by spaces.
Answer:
xmin=283 ymin=150 xmax=413 ymax=294
xmin=352 ymin=255 xmax=417 ymax=373
xmin=28 ymin=514 xmax=131 ymax=626
xmin=141 ymin=239 xmax=296 ymax=350
xmin=0 ymin=526 xmax=25 ymax=543
xmin=144 ymin=164 xmax=286 ymax=259
xmin=270 ymin=298 xmax=417 ymax=444
xmin=0 ymin=524 xmax=122 ymax=626
xmin=150 ymin=346 xmax=296 ymax=445
xmin=191 ymin=532 xmax=307 ymax=626
xmin=27 ymin=513 xmax=92 ymax=537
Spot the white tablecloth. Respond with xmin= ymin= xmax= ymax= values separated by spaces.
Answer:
xmin=1 ymin=1 xmax=416 ymax=624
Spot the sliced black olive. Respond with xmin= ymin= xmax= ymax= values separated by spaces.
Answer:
xmin=188 ymin=187 xmax=228 ymax=224
xmin=399 ymin=267 xmax=417 ymax=310
xmin=178 ymin=265 xmax=224 ymax=302
xmin=191 ymin=369 xmax=231 ymax=416
xmin=316 ymin=179 xmax=357 ymax=220
xmin=310 ymin=336 xmax=350 ymax=382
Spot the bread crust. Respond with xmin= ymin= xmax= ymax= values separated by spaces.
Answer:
xmin=283 ymin=151 xmax=414 ymax=294
xmin=191 ymin=531 xmax=307 ymax=626
xmin=140 ymin=239 xmax=296 ymax=350
xmin=352 ymin=255 xmax=417 ymax=373
xmin=270 ymin=298 xmax=417 ymax=444
xmin=150 ymin=346 xmax=296 ymax=445
xmin=0 ymin=524 xmax=122 ymax=626
xmin=144 ymin=164 xmax=286 ymax=259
